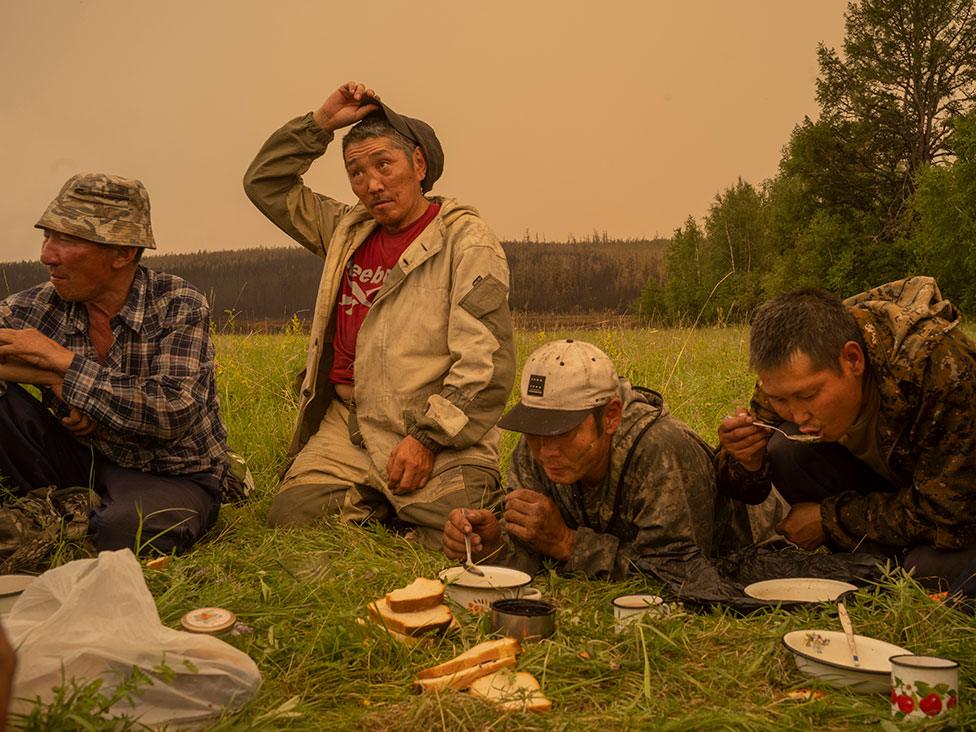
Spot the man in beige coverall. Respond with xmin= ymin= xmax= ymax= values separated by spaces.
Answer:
xmin=244 ymin=82 xmax=515 ymax=548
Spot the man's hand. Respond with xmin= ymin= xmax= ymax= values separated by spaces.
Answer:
xmin=503 ymin=489 xmax=575 ymax=561
xmin=0 ymin=328 xmax=74 ymax=375
xmin=61 ymin=406 xmax=97 ymax=437
xmin=0 ymin=356 xmax=62 ymax=387
xmin=776 ymin=502 xmax=826 ymax=549
xmin=442 ymin=508 xmax=502 ymax=562
xmin=718 ymin=406 xmax=769 ymax=472
xmin=312 ymin=81 xmax=381 ymax=133
xmin=386 ymin=435 xmax=434 ymax=494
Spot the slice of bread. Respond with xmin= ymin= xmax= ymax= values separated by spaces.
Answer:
xmin=367 ymin=598 xmax=453 ymax=637
xmin=413 ymin=655 xmax=516 ymax=693
xmin=468 ymin=669 xmax=552 ymax=712
xmin=386 ymin=577 xmax=445 ymax=613
xmin=356 ymin=617 xmax=427 ymax=646
xmin=416 ymin=637 xmax=522 ymax=680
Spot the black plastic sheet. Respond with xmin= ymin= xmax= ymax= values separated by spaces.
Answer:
xmin=647 ymin=543 xmax=885 ymax=611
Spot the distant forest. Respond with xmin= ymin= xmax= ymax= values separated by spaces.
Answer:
xmin=0 ymin=237 xmax=667 ymax=329
xmin=637 ymin=2 xmax=976 ymax=324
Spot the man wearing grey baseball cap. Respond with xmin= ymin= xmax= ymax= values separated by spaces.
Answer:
xmin=244 ymin=81 xmax=514 ymax=549
xmin=443 ymin=339 xmax=757 ymax=585
xmin=0 ymin=173 xmax=238 ymax=566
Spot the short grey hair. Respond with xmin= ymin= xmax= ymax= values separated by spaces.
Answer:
xmin=342 ymin=117 xmax=418 ymax=160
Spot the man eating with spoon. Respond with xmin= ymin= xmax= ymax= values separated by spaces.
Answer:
xmin=442 ymin=339 xmax=760 ymax=586
xmin=717 ymin=279 xmax=976 ymax=588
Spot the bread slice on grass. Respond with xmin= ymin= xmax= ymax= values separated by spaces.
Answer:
xmin=416 ymin=637 xmax=522 ymax=680
xmin=468 ymin=669 xmax=552 ymax=712
xmin=413 ymin=655 xmax=516 ymax=693
xmin=356 ymin=617 xmax=428 ymax=646
xmin=386 ymin=577 xmax=445 ymax=613
xmin=367 ymin=597 xmax=453 ymax=637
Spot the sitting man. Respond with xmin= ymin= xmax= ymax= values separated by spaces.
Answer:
xmin=0 ymin=173 xmax=233 ymax=559
xmin=442 ymin=339 xmax=756 ymax=585
xmin=244 ymin=81 xmax=514 ymax=548
xmin=717 ymin=278 xmax=976 ymax=588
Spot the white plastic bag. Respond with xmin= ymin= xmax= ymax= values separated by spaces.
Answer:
xmin=7 ymin=549 xmax=261 ymax=726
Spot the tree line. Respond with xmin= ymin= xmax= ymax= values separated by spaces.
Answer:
xmin=0 ymin=237 xmax=667 ymax=329
xmin=639 ymin=0 xmax=976 ymax=323
xmin=12 ymin=3 xmax=967 ymax=329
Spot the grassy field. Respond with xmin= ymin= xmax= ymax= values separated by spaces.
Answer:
xmin=24 ymin=326 xmax=976 ymax=730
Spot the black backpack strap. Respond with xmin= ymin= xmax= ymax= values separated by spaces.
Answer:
xmin=608 ymin=395 xmax=662 ymax=527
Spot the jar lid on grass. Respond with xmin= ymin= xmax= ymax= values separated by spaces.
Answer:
xmin=181 ymin=607 xmax=236 ymax=634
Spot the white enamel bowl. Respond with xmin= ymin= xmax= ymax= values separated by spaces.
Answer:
xmin=782 ymin=629 xmax=912 ymax=693
xmin=438 ymin=565 xmax=535 ymax=612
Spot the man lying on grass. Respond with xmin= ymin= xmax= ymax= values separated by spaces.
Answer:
xmin=442 ymin=339 xmax=757 ymax=584
xmin=244 ymin=81 xmax=514 ymax=549
xmin=717 ymin=278 xmax=976 ymax=589
xmin=0 ymin=173 xmax=240 ymax=565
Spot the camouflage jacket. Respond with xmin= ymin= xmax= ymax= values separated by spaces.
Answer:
xmin=717 ymin=277 xmax=976 ymax=551
xmin=499 ymin=380 xmax=756 ymax=584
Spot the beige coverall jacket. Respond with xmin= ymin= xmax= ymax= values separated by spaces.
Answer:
xmin=243 ymin=113 xmax=515 ymax=483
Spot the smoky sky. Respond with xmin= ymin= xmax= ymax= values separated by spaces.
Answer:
xmin=0 ymin=0 xmax=847 ymax=262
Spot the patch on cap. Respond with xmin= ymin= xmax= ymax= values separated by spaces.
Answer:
xmin=527 ymin=374 xmax=546 ymax=397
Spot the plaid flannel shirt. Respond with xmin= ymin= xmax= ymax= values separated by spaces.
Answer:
xmin=0 ymin=266 xmax=228 ymax=480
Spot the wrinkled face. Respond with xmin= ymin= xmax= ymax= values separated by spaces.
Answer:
xmin=758 ymin=345 xmax=865 ymax=442
xmin=344 ymin=136 xmax=428 ymax=233
xmin=39 ymin=229 xmax=127 ymax=302
xmin=525 ymin=414 xmax=614 ymax=485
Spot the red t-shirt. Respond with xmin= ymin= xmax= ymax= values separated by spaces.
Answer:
xmin=329 ymin=202 xmax=441 ymax=385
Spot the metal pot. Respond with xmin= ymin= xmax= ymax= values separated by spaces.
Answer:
xmin=490 ymin=598 xmax=556 ymax=641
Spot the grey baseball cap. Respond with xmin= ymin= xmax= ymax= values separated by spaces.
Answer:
xmin=499 ymin=339 xmax=619 ymax=436
xmin=35 ymin=172 xmax=156 ymax=249
xmin=359 ymin=96 xmax=444 ymax=193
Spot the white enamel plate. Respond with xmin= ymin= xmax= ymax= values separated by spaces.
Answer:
xmin=744 ymin=578 xmax=858 ymax=603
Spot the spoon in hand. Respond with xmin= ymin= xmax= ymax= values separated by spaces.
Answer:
xmin=752 ymin=421 xmax=821 ymax=443
xmin=460 ymin=509 xmax=485 ymax=576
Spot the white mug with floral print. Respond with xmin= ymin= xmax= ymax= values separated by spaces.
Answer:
xmin=890 ymin=654 xmax=959 ymax=721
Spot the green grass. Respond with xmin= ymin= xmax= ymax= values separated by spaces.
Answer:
xmin=22 ymin=327 xmax=976 ymax=730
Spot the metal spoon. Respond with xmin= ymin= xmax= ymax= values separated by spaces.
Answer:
xmin=837 ymin=601 xmax=860 ymax=666
xmin=461 ymin=510 xmax=485 ymax=576
xmin=752 ymin=421 xmax=821 ymax=443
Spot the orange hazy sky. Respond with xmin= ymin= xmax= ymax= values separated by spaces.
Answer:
xmin=0 ymin=0 xmax=849 ymax=263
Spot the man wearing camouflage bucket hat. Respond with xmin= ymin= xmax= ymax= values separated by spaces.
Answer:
xmin=0 ymin=173 xmax=240 ymax=565
xmin=244 ymin=81 xmax=514 ymax=549
xmin=442 ymin=339 xmax=764 ymax=585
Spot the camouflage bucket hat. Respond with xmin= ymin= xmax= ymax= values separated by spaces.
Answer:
xmin=35 ymin=172 xmax=156 ymax=249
